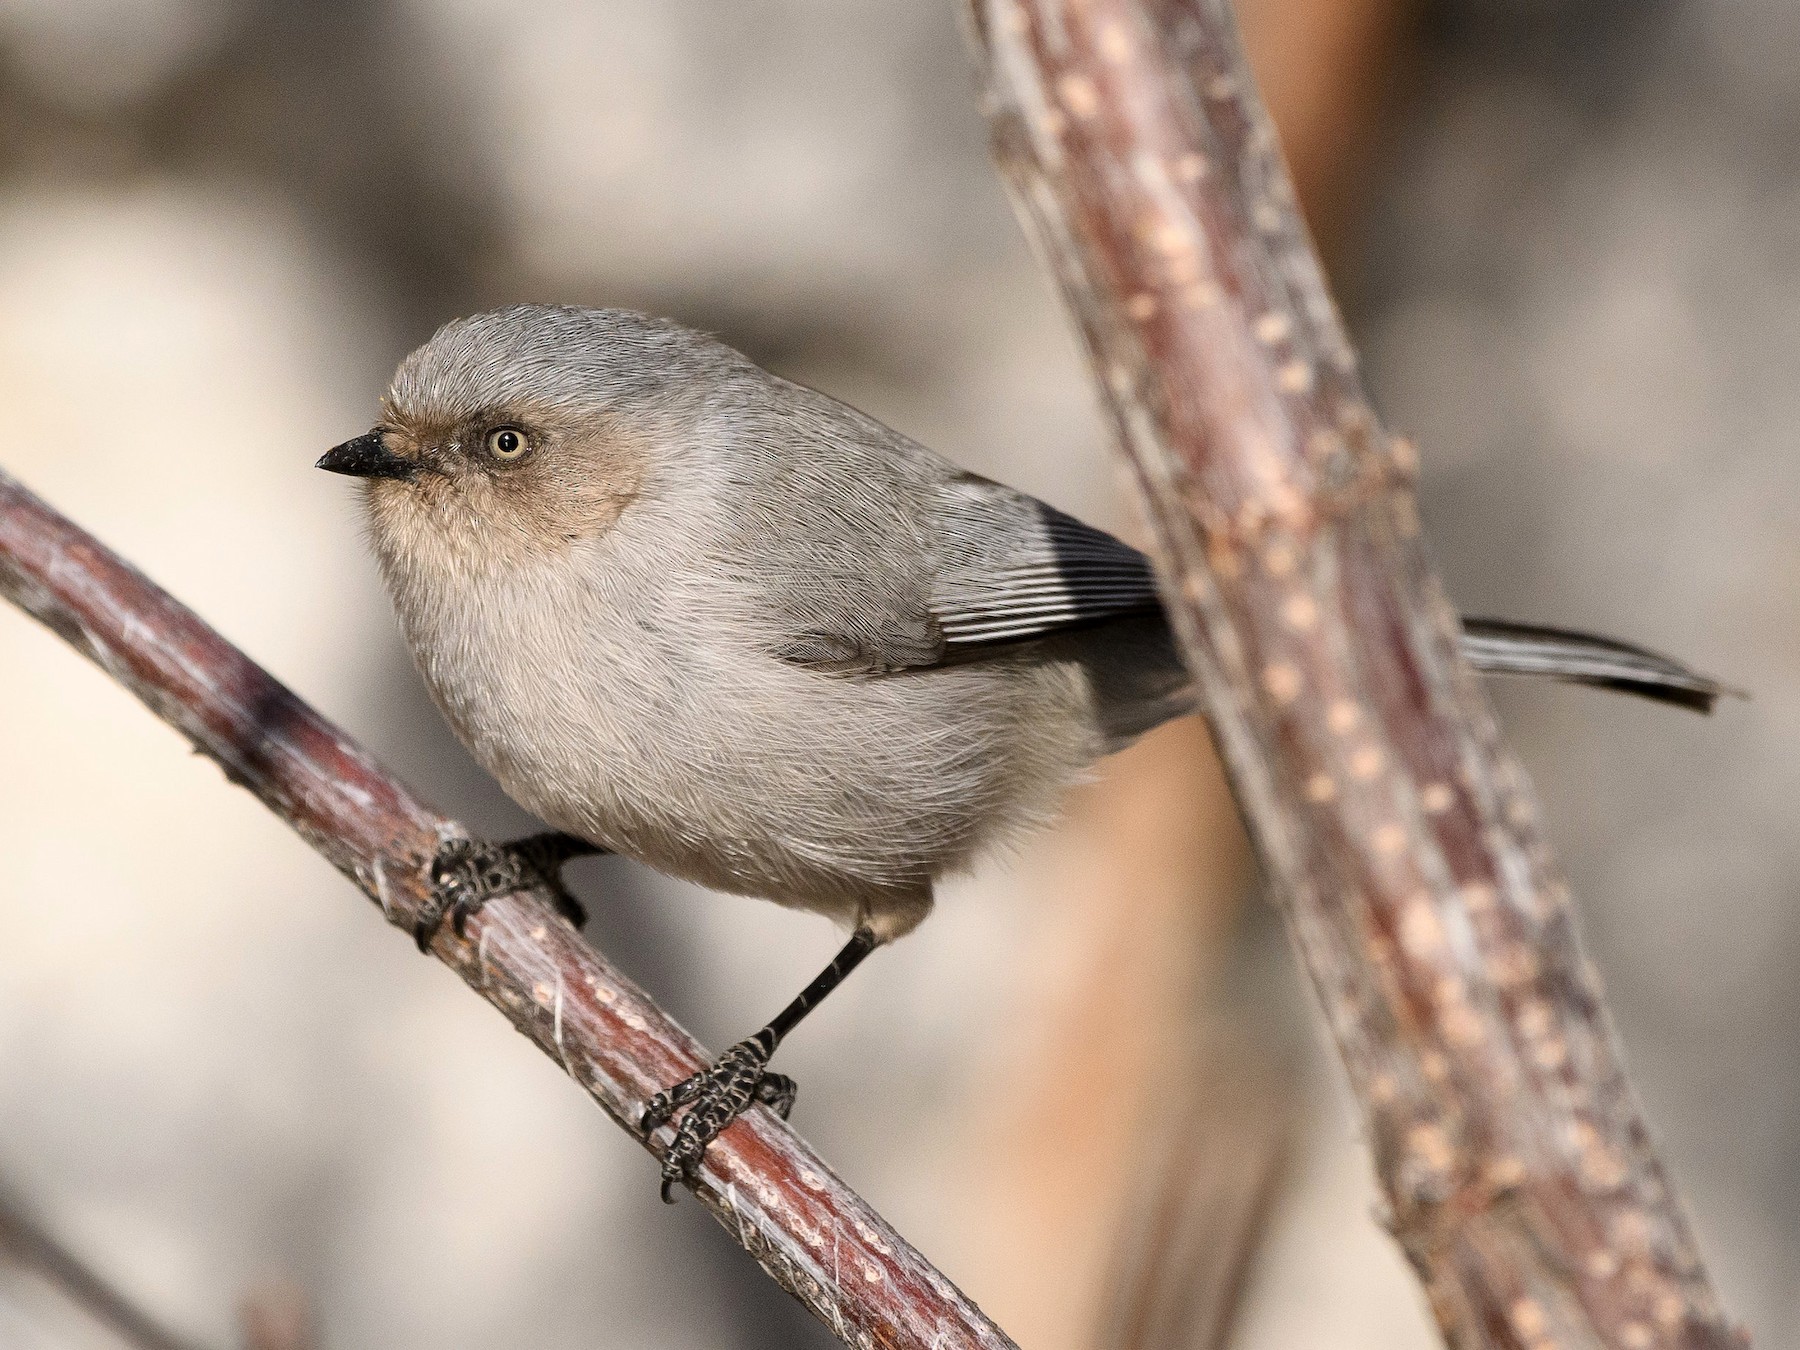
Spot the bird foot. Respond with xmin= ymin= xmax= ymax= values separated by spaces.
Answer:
xmin=415 ymin=832 xmax=594 ymax=951
xmin=640 ymin=1035 xmax=797 ymax=1203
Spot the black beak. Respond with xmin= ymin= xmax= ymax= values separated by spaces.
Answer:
xmin=317 ymin=430 xmax=419 ymax=481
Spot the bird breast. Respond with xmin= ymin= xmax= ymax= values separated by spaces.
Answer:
xmin=380 ymin=526 xmax=1101 ymax=918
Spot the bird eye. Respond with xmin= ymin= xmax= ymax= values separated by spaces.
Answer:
xmin=484 ymin=426 xmax=532 ymax=462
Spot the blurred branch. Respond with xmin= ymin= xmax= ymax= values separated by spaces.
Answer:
xmin=239 ymin=1281 xmax=313 ymax=1350
xmin=0 ymin=468 xmax=1015 ymax=1350
xmin=1091 ymin=1030 xmax=1288 ymax=1350
xmin=0 ymin=1187 xmax=204 ymax=1350
xmin=966 ymin=2 xmax=1742 ymax=1348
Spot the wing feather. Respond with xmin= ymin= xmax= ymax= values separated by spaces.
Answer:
xmin=934 ymin=500 xmax=1162 ymax=653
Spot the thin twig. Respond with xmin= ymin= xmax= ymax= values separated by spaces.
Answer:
xmin=1090 ymin=1029 xmax=1288 ymax=1350
xmin=965 ymin=2 xmax=1744 ymax=1346
xmin=240 ymin=1280 xmax=313 ymax=1350
xmin=0 ymin=1188 xmax=206 ymax=1350
xmin=0 ymin=468 xmax=1013 ymax=1350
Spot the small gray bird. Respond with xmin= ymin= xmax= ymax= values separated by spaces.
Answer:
xmin=320 ymin=304 xmax=1722 ymax=1199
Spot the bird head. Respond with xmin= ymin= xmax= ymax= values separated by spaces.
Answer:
xmin=320 ymin=304 xmax=728 ymax=568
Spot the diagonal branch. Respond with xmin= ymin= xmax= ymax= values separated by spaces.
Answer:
xmin=0 ymin=1186 xmax=207 ymax=1350
xmin=0 ymin=466 xmax=1015 ymax=1350
xmin=964 ymin=2 xmax=1744 ymax=1347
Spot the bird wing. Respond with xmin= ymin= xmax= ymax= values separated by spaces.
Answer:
xmin=929 ymin=475 xmax=1164 ymax=653
xmin=759 ymin=446 xmax=1727 ymax=714
xmin=770 ymin=469 xmax=1163 ymax=676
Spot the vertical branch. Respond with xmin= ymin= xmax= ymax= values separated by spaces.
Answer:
xmin=240 ymin=1282 xmax=313 ymax=1350
xmin=965 ymin=2 xmax=1743 ymax=1347
xmin=1089 ymin=1031 xmax=1288 ymax=1350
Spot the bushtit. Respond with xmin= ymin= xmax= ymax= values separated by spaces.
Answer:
xmin=321 ymin=304 xmax=1722 ymax=1198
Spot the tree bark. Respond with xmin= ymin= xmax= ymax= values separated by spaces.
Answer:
xmin=963 ymin=2 xmax=1743 ymax=1347
xmin=0 ymin=467 xmax=1015 ymax=1350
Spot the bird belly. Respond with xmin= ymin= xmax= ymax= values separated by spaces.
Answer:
xmin=404 ymin=580 xmax=1099 ymax=929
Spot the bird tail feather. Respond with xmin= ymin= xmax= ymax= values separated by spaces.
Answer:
xmin=1459 ymin=617 xmax=1729 ymax=713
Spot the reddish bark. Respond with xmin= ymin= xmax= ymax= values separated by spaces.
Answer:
xmin=965 ymin=2 xmax=1743 ymax=1346
xmin=0 ymin=467 xmax=1014 ymax=1350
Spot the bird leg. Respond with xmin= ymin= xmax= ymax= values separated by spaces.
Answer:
xmin=417 ymin=831 xmax=606 ymax=950
xmin=641 ymin=926 xmax=879 ymax=1203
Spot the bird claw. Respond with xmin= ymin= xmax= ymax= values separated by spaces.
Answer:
xmin=414 ymin=835 xmax=589 ymax=951
xmin=640 ymin=1036 xmax=797 ymax=1203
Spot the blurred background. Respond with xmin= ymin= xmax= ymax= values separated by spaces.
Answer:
xmin=0 ymin=1 xmax=1793 ymax=1347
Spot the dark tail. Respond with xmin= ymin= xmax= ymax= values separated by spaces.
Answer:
xmin=1459 ymin=617 xmax=1730 ymax=713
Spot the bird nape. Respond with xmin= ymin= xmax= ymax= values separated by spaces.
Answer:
xmin=320 ymin=303 xmax=1730 ymax=1201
